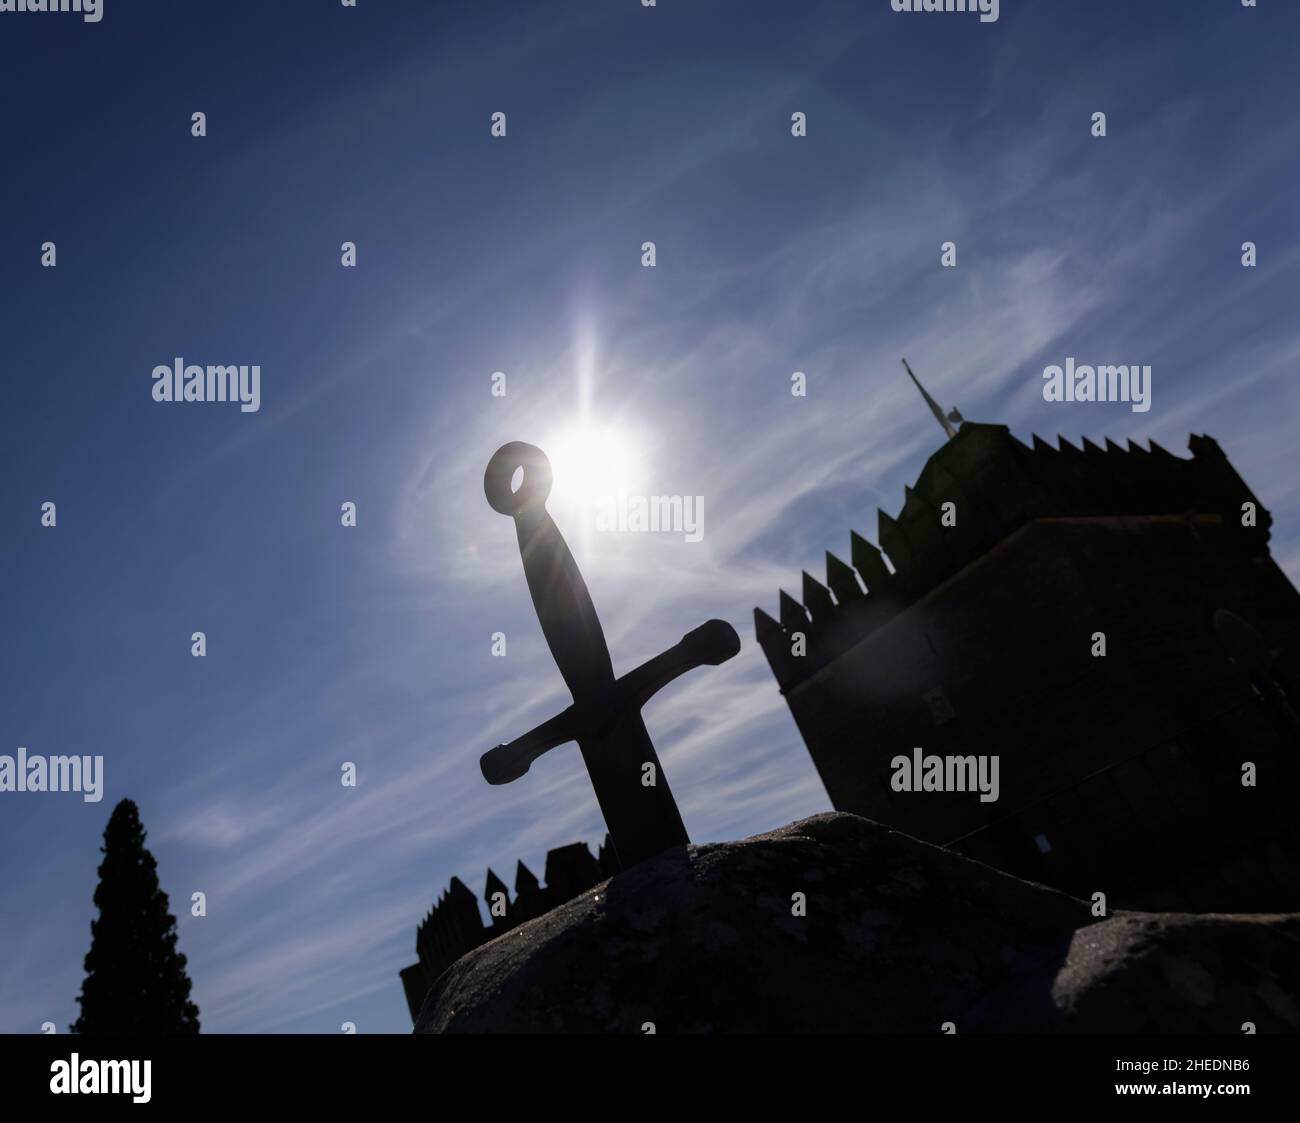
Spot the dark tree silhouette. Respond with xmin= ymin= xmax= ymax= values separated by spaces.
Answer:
xmin=72 ymin=799 xmax=200 ymax=1034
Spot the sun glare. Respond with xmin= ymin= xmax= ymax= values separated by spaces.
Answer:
xmin=546 ymin=425 xmax=644 ymax=511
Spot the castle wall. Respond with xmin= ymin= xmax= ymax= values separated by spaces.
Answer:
xmin=782 ymin=515 xmax=1300 ymax=910
xmin=759 ymin=427 xmax=1300 ymax=913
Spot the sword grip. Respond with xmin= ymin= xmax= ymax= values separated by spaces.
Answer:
xmin=484 ymin=442 xmax=615 ymax=698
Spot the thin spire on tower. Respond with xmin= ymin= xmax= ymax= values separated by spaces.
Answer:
xmin=902 ymin=357 xmax=962 ymax=441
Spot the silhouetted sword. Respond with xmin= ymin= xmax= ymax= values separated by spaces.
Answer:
xmin=480 ymin=441 xmax=740 ymax=869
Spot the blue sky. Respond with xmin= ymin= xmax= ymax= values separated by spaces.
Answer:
xmin=1 ymin=0 xmax=1297 ymax=1034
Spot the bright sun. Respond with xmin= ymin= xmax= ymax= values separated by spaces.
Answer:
xmin=546 ymin=424 xmax=644 ymax=510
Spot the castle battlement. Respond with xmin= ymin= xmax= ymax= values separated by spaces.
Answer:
xmin=756 ymin=423 xmax=1273 ymax=693
xmin=400 ymin=836 xmax=616 ymax=1023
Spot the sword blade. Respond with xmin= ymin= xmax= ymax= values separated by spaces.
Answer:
xmin=576 ymin=711 xmax=688 ymax=870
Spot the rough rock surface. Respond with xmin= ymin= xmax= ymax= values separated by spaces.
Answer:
xmin=414 ymin=813 xmax=1300 ymax=1033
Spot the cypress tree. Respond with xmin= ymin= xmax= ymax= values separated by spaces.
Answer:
xmin=72 ymin=799 xmax=200 ymax=1034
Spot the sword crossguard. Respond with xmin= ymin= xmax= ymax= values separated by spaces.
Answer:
xmin=480 ymin=618 xmax=740 ymax=785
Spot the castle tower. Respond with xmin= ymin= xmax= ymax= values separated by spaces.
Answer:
xmin=756 ymin=423 xmax=1300 ymax=912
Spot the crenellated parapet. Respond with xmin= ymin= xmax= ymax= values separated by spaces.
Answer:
xmin=756 ymin=423 xmax=1273 ymax=692
xmin=399 ymin=835 xmax=618 ymax=1023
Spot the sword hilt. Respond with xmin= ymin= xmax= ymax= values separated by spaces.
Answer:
xmin=484 ymin=442 xmax=615 ymax=698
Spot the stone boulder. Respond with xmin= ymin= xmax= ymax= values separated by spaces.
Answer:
xmin=414 ymin=812 xmax=1299 ymax=1033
